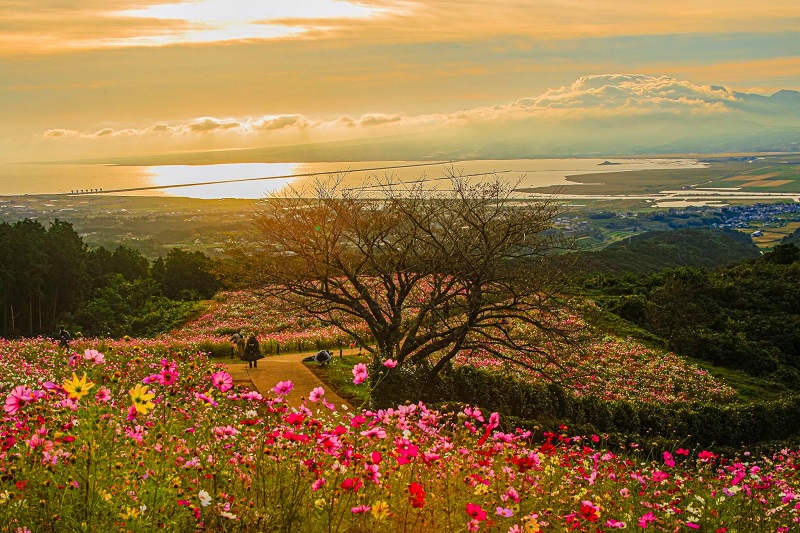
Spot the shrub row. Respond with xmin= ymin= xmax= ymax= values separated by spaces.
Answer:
xmin=373 ymin=365 xmax=800 ymax=447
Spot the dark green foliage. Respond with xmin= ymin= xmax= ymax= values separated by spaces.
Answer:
xmin=373 ymin=364 xmax=800 ymax=447
xmin=157 ymin=248 xmax=220 ymax=300
xmin=567 ymin=228 xmax=761 ymax=275
xmin=584 ymin=254 xmax=800 ymax=385
xmin=0 ymin=218 xmax=220 ymax=338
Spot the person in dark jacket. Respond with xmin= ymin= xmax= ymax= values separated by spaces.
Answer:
xmin=242 ymin=335 xmax=263 ymax=368
xmin=58 ymin=327 xmax=71 ymax=349
xmin=303 ymin=350 xmax=331 ymax=365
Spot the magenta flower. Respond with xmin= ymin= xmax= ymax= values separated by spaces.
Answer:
xmin=352 ymin=363 xmax=368 ymax=385
xmin=273 ymin=380 xmax=294 ymax=396
xmin=605 ymin=519 xmax=626 ymax=528
xmin=4 ymin=385 xmax=35 ymax=415
xmin=465 ymin=503 xmax=487 ymax=521
xmin=160 ymin=369 xmax=179 ymax=386
xmin=351 ymin=505 xmax=371 ymax=514
xmin=663 ymin=451 xmax=675 ymax=467
xmin=211 ymin=371 xmax=233 ymax=392
xmin=638 ymin=511 xmax=656 ymax=528
xmin=382 ymin=359 xmax=397 ymax=368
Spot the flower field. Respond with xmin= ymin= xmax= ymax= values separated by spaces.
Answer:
xmin=0 ymin=337 xmax=798 ymax=532
xmin=170 ymin=291 xmax=370 ymax=354
xmin=455 ymin=335 xmax=736 ymax=404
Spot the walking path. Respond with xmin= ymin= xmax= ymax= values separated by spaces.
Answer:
xmin=225 ymin=350 xmax=361 ymax=410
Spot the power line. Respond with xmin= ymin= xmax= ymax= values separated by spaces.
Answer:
xmin=65 ymin=160 xmax=459 ymax=196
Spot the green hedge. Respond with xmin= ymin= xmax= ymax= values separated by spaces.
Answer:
xmin=372 ymin=365 xmax=800 ymax=447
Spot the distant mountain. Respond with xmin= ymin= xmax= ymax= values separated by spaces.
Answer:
xmin=567 ymin=228 xmax=761 ymax=275
xmin=53 ymin=74 xmax=800 ymax=166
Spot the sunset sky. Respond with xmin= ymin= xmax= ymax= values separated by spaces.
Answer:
xmin=2 ymin=0 xmax=799 ymax=163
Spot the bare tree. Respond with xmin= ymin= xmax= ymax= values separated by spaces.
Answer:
xmin=236 ymin=173 xmax=573 ymax=382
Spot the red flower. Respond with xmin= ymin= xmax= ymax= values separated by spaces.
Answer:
xmin=340 ymin=477 xmax=363 ymax=492
xmin=408 ymin=482 xmax=426 ymax=508
xmin=579 ymin=500 xmax=601 ymax=523
xmin=465 ymin=502 xmax=487 ymax=521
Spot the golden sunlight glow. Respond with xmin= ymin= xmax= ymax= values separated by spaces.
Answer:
xmin=115 ymin=0 xmax=390 ymax=45
xmin=146 ymin=163 xmax=300 ymax=198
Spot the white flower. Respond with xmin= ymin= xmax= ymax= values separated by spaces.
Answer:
xmin=198 ymin=489 xmax=212 ymax=507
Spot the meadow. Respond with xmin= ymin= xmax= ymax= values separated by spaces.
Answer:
xmin=2 ymin=337 xmax=800 ymax=532
xmin=1 ymin=293 xmax=799 ymax=531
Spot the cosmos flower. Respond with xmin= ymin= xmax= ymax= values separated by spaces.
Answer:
xmin=211 ymin=371 xmax=233 ymax=392
xmin=465 ymin=503 xmax=487 ymax=521
xmin=352 ymin=363 xmax=368 ymax=385
xmin=273 ymin=380 xmax=294 ymax=396
xmin=62 ymin=372 xmax=94 ymax=400
xmin=129 ymin=384 xmax=156 ymax=415
xmin=4 ymin=385 xmax=35 ymax=415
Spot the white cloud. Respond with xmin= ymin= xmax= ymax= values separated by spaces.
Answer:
xmin=35 ymin=74 xmax=799 ymax=158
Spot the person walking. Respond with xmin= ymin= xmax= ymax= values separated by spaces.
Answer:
xmin=242 ymin=334 xmax=263 ymax=369
xmin=58 ymin=327 xmax=71 ymax=349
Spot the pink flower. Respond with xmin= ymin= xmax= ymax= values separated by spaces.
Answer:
xmin=352 ymin=363 xmax=368 ymax=385
xmin=94 ymin=387 xmax=111 ymax=403
xmin=4 ymin=385 xmax=35 ymax=415
xmin=211 ymin=371 xmax=233 ymax=392
xmin=382 ymin=359 xmax=397 ymax=368
xmin=351 ymin=505 xmax=371 ymax=514
xmin=309 ymin=387 xmax=325 ymax=402
xmin=311 ymin=478 xmax=326 ymax=491
xmin=496 ymin=507 xmax=514 ymax=517
xmin=605 ymin=519 xmax=626 ymax=528
xmin=194 ymin=392 xmax=219 ymax=406
xmin=272 ymin=380 xmax=294 ymax=396
xmin=83 ymin=349 xmax=105 ymax=364
xmin=686 ymin=523 xmax=700 ymax=530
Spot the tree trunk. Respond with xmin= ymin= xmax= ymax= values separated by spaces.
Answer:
xmin=29 ymin=296 xmax=33 ymax=336
xmin=52 ymin=288 xmax=58 ymax=325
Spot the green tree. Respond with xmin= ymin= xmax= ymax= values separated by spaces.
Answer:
xmin=159 ymin=249 xmax=220 ymax=300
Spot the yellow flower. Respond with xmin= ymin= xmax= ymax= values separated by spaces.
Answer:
xmin=62 ymin=372 xmax=94 ymax=400
xmin=129 ymin=384 xmax=156 ymax=415
xmin=371 ymin=500 xmax=390 ymax=520
xmin=119 ymin=506 xmax=140 ymax=520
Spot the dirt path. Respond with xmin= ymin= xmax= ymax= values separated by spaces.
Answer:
xmin=224 ymin=350 xmax=360 ymax=410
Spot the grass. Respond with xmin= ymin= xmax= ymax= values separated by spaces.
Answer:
xmin=305 ymin=353 xmax=371 ymax=407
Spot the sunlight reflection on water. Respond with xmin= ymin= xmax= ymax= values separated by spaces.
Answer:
xmin=146 ymin=163 xmax=300 ymax=198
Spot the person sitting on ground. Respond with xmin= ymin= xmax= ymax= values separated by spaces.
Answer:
xmin=242 ymin=334 xmax=263 ymax=369
xmin=303 ymin=350 xmax=332 ymax=365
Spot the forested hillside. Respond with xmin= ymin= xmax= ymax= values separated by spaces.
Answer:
xmin=0 ymin=219 xmax=221 ymax=338
xmin=566 ymin=227 xmax=761 ymax=274
xmin=582 ymin=243 xmax=800 ymax=388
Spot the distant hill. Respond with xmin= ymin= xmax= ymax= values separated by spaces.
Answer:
xmin=567 ymin=228 xmax=761 ymax=275
xmin=783 ymin=227 xmax=800 ymax=246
